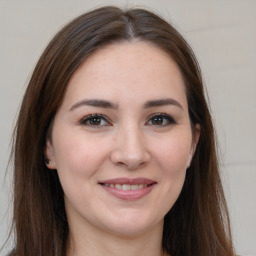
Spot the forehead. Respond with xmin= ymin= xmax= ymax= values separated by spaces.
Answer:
xmin=62 ymin=41 xmax=187 ymax=109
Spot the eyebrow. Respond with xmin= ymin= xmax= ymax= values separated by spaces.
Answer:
xmin=143 ymin=98 xmax=183 ymax=110
xmin=69 ymin=98 xmax=183 ymax=111
xmin=69 ymin=99 xmax=118 ymax=111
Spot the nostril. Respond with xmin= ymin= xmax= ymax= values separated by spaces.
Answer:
xmin=110 ymin=153 xmax=150 ymax=170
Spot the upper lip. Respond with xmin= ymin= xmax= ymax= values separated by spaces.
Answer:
xmin=98 ymin=177 xmax=156 ymax=185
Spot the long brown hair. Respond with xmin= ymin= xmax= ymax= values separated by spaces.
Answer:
xmin=6 ymin=6 xmax=235 ymax=256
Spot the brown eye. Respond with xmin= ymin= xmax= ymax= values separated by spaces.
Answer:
xmin=80 ymin=114 xmax=111 ymax=127
xmin=88 ymin=117 xmax=102 ymax=125
xmin=147 ymin=114 xmax=176 ymax=126
xmin=151 ymin=116 xmax=164 ymax=125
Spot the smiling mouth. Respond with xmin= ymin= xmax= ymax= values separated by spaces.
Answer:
xmin=101 ymin=183 xmax=150 ymax=190
xmin=98 ymin=178 xmax=156 ymax=200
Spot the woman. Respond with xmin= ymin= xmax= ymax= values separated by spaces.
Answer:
xmin=6 ymin=6 xmax=235 ymax=256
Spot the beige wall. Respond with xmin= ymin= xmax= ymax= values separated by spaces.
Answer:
xmin=0 ymin=1 xmax=255 ymax=255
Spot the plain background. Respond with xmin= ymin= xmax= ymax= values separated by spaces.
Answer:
xmin=0 ymin=0 xmax=255 ymax=255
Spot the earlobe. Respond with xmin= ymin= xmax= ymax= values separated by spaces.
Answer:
xmin=45 ymin=140 xmax=57 ymax=169
xmin=186 ymin=154 xmax=192 ymax=169
xmin=187 ymin=124 xmax=201 ymax=168
xmin=193 ymin=124 xmax=201 ymax=150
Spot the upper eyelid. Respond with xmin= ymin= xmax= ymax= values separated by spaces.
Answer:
xmin=146 ymin=113 xmax=176 ymax=124
xmin=82 ymin=113 xmax=108 ymax=119
xmin=79 ymin=114 xmax=111 ymax=124
xmin=147 ymin=112 xmax=175 ymax=120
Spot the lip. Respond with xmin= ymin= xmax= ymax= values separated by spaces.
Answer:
xmin=99 ymin=177 xmax=156 ymax=185
xmin=98 ymin=177 xmax=157 ymax=200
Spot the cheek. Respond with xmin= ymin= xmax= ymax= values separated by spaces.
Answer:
xmin=154 ymin=133 xmax=192 ymax=173
xmin=54 ymin=130 xmax=100 ymax=164
xmin=52 ymin=134 xmax=110 ymax=209
xmin=52 ymin=131 xmax=110 ymax=189
xmin=151 ymin=132 xmax=192 ymax=207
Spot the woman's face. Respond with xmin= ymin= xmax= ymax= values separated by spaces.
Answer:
xmin=46 ymin=41 xmax=199 ymax=237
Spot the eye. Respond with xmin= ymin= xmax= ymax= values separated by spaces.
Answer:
xmin=80 ymin=114 xmax=111 ymax=127
xmin=146 ymin=113 xmax=176 ymax=126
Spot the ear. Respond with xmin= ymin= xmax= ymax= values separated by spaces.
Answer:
xmin=187 ymin=124 xmax=200 ymax=168
xmin=45 ymin=140 xmax=57 ymax=169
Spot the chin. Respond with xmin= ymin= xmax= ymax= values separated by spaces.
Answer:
xmin=100 ymin=213 xmax=164 ymax=237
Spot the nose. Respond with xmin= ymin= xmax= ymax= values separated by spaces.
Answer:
xmin=110 ymin=125 xmax=151 ymax=170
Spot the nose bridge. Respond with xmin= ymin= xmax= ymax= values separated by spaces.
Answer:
xmin=111 ymin=122 xmax=150 ymax=169
xmin=122 ymin=123 xmax=143 ymax=152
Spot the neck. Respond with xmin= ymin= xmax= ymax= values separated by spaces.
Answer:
xmin=67 ymin=220 xmax=167 ymax=256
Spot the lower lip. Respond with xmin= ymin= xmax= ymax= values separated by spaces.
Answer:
xmin=100 ymin=184 xmax=155 ymax=200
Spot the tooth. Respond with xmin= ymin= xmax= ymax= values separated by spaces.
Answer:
xmin=131 ymin=184 xmax=139 ymax=190
xmin=122 ymin=184 xmax=131 ymax=190
xmin=115 ymin=184 xmax=122 ymax=190
xmin=108 ymin=184 xmax=148 ymax=190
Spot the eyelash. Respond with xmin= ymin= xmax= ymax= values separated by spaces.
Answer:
xmin=79 ymin=113 xmax=176 ymax=127
xmin=146 ymin=113 xmax=176 ymax=126
xmin=79 ymin=114 xmax=111 ymax=127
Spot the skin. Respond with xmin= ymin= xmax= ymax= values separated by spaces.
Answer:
xmin=46 ymin=41 xmax=200 ymax=256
